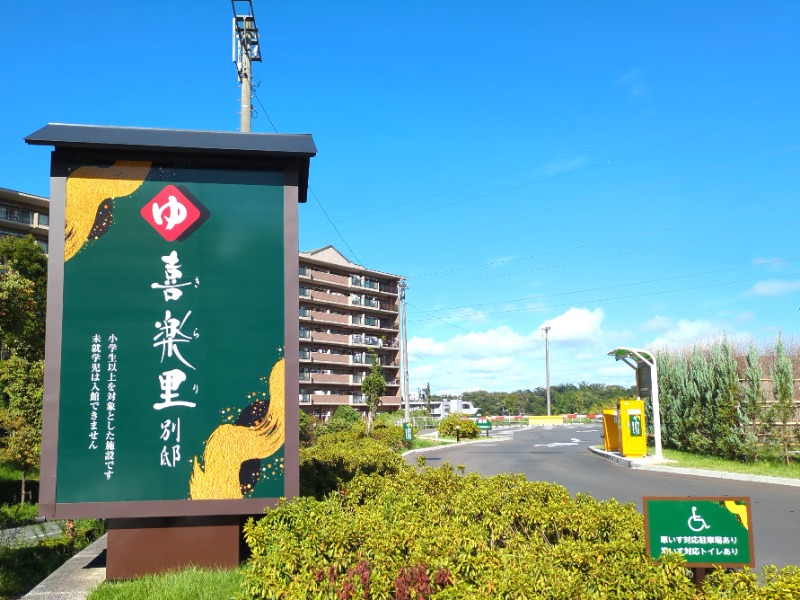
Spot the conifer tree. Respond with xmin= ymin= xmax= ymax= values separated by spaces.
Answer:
xmin=740 ymin=344 xmax=766 ymax=462
xmin=656 ymin=350 xmax=682 ymax=450
xmin=711 ymin=339 xmax=742 ymax=460
xmin=685 ymin=347 xmax=713 ymax=454
xmin=770 ymin=336 xmax=795 ymax=466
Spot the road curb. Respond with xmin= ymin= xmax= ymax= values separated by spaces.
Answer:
xmin=589 ymin=445 xmax=800 ymax=488
xmin=22 ymin=533 xmax=107 ymax=599
xmin=403 ymin=432 xmax=514 ymax=457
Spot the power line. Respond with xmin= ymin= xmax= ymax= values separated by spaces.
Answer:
xmin=409 ymin=270 xmax=800 ymax=323
xmin=417 ymin=258 xmax=800 ymax=314
xmin=410 ymin=216 xmax=800 ymax=289
xmin=248 ymin=80 xmax=364 ymax=265
xmin=301 ymin=85 xmax=797 ymax=234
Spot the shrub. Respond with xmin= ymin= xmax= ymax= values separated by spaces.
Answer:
xmin=437 ymin=413 xmax=479 ymax=439
xmin=299 ymin=411 xmax=323 ymax=448
xmin=0 ymin=518 xmax=104 ymax=598
xmin=242 ymin=466 xmax=701 ymax=599
xmin=0 ymin=501 xmax=39 ymax=528
xmin=299 ymin=436 xmax=407 ymax=500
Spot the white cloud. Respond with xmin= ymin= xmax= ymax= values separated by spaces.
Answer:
xmin=747 ymin=279 xmax=800 ymax=297
xmin=647 ymin=319 xmax=726 ymax=349
xmin=751 ymin=257 xmax=784 ymax=270
xmin=409 ymin=308 xmax=615 ymax=393
xmin=641 ymin=315 xmax=673 ymax=332
xmin=617 ymin=68 xmax=649 ymax=98
xmin=540 ymin=307 xmax=604 ymax=342
xmin=408 ymin=337 xmax=447 ymax=356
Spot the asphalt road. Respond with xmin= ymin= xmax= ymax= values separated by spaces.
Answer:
xmin=408 ymin=425 xmax=800 ymax=571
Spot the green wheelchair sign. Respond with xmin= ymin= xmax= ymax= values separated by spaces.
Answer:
xmin=644 ymin=497 xmax=754 ymax=568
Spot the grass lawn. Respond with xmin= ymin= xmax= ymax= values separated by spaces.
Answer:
xmin=660 ymin=448 xmax=800 ymax=479
xmin=87 ymin=566 xmax=243 ymax=600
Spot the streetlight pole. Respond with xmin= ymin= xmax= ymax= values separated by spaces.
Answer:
xmin=543 ymin=326 xmax=551 ymax=416
xmin=232 ymin=1 xmax=262 ymax=133
xmin=399 ymin=280 xmax=409 ymax=422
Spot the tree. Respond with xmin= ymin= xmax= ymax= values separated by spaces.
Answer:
xmin=711 ymin=339 xmax=743 ymax=460
xmin=361 ymin=348 xmax=386 ymax=435
xmin=770 ymin=336 xmax=795 ymax=466
xmin=0 ymin=235 xmax=47 ymax=361
xmin=684 ymin=347 xmax=714 ymax=454
xmin=740 ymin=344 xmax=767 ymax=462
xmin=0 ymin=355 xmax=44 ymax=503
xmin=504 ymin=393 xmax=521 ymax=416
xmin=423 ymin=382 xmax=432 ymax=414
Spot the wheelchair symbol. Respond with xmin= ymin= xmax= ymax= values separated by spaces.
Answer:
xmin=688 ymin=506 xmax=710 ymax=532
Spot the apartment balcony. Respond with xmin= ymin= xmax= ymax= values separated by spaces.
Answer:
xmin=308 ymin=331 xmax=350 ymax=344
xmin=304 ymin=394 xmax=351 ymax=406
xmin=305 ymin=352 xmax=350 ymax=365
xmin=307 ymin=290 xmax=348 ymax=305
xmin=303 ymin=373 xmax=350 ymax=385
xmin=307 ymin=310 xmax=349 ymax=325
xmin=309 ymin=270 xmax=348 ymax=286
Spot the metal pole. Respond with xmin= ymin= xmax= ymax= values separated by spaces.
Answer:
xmin=240 ymin=38 xmax=252 ymax=132
xmin=543 ymin=327 xmax=551 ymax=416
xmin=650 ymin=358 xmax=663 ymax=460
xmin=400 ymin=280 xmax=409 ymax=422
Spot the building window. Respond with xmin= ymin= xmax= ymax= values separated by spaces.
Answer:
xmin=300 ymin=348 xmax=310 ymax=359
xmin=299 ymin=287 xmax=310 ymax=297
xmin=365 ymin=316 xmax=379 ymax=327
xmin=299 ymin=307 xmax=310 ymax=317
xmin=38 ymin=214 xmax=49 ymax=226
xmin=0 ymin=204 xmax=34 ymax=225
xmin=300 ymin=327 xmax=310 ymax=339
xmin=299 ymin=265 xmax=309 ymax=276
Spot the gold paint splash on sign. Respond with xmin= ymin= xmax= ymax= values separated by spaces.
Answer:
xmin=189 ymin=358 xmax=286 ymax=500
xmin=723 ymin=500 xmax=749 ymax=530
xmin=64 ymin=160 xmax=151 ymax=261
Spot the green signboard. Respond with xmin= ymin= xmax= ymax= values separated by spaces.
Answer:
xmin=55 ymin=161 xmax=287 ymax=505
xmin=644 ymin=497 xmax=754 ymax=567
xmin=27 ymin=125 xmax=316 ymax=520
xmin=476 ymin=418 xmax=492 ymax=430
xmin=629 ymin=413 xmax=642 ymax=437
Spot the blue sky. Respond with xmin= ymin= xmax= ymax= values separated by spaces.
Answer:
xmin=3 ymin=1 xmax=800 ymax=394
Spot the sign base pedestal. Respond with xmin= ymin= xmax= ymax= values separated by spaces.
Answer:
xmin=106 ymin=516 xmax=243 ymax=580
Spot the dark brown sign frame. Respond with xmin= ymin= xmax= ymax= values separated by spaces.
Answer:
xmin=26 ymin=124 xmax=316 ymax=520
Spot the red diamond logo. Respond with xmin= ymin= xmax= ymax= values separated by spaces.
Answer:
xmin=141 ymin=185 xmax=202 ymax=242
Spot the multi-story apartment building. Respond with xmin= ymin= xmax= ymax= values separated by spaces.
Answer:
xmin=0 ymin=187 xmax=49 ymax=253
xmin=299 ymin=245 xmax=402 ymax=420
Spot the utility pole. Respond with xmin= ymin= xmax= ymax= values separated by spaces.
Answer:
xmin=399 ymin=280 xmax=410 ymax=421
xmin=232 ymin=1 xmax=262 ymax=132
xmin=542 ymin=326 xmax=551 ymax=416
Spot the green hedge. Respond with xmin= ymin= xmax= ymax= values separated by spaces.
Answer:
xmin=242 ymin=467 xmax=676 ymax=598
xmin=243 ymin=465 xmax=800 ymax=599
xmin=0 ymin=518 xmax=105 ymax=598
xmin=437 ymin=414 xmax=480 ymax=439
xmin=299 ymin=434 xmax=407 ymax=500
